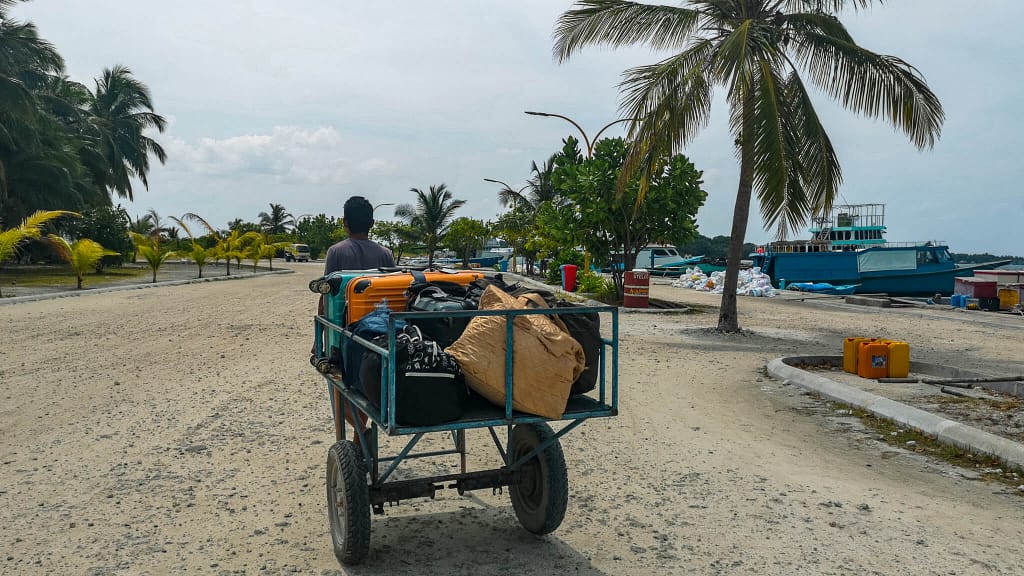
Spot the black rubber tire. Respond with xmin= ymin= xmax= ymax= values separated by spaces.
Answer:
xmin=326 ymin=440 xmax=370 ymax=565
xmin=509 ymin=423 xmax=568 ymax=535
xmin=316 ymin=358 xmax=331 ymax=374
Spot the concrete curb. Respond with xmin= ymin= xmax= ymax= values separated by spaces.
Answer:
xmin=491 ymin=272 xmax=608 ymax=308
xmin=0 ymin=268 xmax=293 ymax=306
xmin=496 ymin=271 xmax=691 ymax=313
xmin=766 ymin=355 xmax=1024 ymax=471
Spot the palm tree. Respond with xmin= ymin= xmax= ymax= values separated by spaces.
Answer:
xmin=86 ymin=65 xmax=167 ymax=200
xmin=1 ymin=209 xmax=79 ymax=295
xmin=553 ymin=0 xmax=943 ymax=332
xmin=170 ymin=215 xmax=213 ymax=278
xmin=0 ymin=3 xmax=66 ymax=219
xmin=258 ymin=203 xmax=295 ymax=236
xmin=493 ymin=156 xmax=561 ymax=273
xmin=129 ymin=212 xmax=155 ymax=235
xmin=47 ymin=236 xmax=118 ymax=289
xmin=130 ymin=231 xmax=172 ymax=283
xmin=395 ymin=184 xmax=465 ymax=267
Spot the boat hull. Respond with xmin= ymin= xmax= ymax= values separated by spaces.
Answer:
xmin=756 ymin=248 xmax=1010 ymax=296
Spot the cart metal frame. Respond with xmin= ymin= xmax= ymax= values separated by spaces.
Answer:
xmin=312 ymin=304 xmax=619 ymax=563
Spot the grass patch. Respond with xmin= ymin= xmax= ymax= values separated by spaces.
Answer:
xmin=834 ymin=402 xmax=1023 ymax=494
xmin=0 ymin=265 xmax=150 ymax=290
xmin=929 ymin=395 xmax=1023 ymax=411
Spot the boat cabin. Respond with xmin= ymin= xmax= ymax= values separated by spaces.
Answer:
xmin=608 ymin=246 xmax=684 ymax=271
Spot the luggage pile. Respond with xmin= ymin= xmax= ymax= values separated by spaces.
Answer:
xmin=311 ymin=270 xmax=601 ymax=425
xmin=670 ymin=266 xmax=777 ymax=297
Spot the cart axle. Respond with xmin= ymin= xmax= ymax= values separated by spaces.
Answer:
xmin=369 ymin=468 xmax=515 ymax=510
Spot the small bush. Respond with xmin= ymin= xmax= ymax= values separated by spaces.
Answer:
xmin=546 ymin=249 xmax=585 ymax=286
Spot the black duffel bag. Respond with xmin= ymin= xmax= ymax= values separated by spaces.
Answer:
xmin=359 ymin=325 xmax=468 ymax=426
xmin=406 ymin=285 xmax=474 ymax=349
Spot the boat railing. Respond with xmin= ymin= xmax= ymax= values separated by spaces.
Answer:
xmin=758 ymin=239 xmax=947 ymax=255
xmin=881 ymin=241 xmax=946 ymax=248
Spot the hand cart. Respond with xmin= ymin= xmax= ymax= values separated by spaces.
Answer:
xmin=311 ymin=304 xmax=619 ymax=565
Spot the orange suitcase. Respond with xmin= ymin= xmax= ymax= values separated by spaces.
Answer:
xmin=344 ymin=270 xmax=485 ymax=325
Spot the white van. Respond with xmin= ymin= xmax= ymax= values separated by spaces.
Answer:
xmin=285 ymin=243 xmax=311 ymax=262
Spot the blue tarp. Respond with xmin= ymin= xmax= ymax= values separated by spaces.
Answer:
xmin=788 ymin=282 xmax=859 ymax=295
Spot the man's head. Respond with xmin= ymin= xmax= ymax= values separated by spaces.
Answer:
xmin=343 ymin=196 xmax=374 ymax=236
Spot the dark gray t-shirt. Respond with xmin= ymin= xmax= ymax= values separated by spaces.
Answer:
xmin=324 ymin=238 xmax=395 ymax=275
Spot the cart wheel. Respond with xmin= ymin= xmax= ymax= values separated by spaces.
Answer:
xmin=326 ymin=440 xmax=370 ymax=565
xmin=509 ymin=423 xmax=568 ymax=535
xmin=316 ymin=358 xmax=332 ymax=374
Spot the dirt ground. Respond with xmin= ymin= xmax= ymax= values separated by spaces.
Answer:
xmin=2 ymin=263 xmax=1023 ymax=576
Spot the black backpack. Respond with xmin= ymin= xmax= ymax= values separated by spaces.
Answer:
xmin=359 ymin=325 xmax=468 ymax=426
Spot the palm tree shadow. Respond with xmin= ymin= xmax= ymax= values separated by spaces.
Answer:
xmin=343 ymin=505 xmax=608 ymax=576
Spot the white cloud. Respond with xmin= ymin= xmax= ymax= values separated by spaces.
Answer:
xmin=163 ymin=126 xmax=393 ymax=186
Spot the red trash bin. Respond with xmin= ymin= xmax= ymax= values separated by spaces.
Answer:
xmin=624 ymin=269 xmax=650 ymax=308
xmin=560 ymin=264 xmax=578 ymax=292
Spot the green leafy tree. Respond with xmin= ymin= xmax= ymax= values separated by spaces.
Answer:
xmin=548 ymin=137 xmax=707 ymax=296
xmin=371 ymin=219 xmax=419 ymax=264
xmin=443 ymin=217 xmax=490 ymax=268
xmin=294 ymin=214 xmax=341 ymax=259
xmin=47 ymin=236 xmax=118 ymax=289
xmin=63 ymin=204 xmax=131 ymax=269
xmin=130 ymin=231 xmax=172 ymax=283
xmin=678 ymin=234 xmax=756 ymax=260
xmin=554 ymin=0 xmax=943 ymax=331
xmin=395 ymin=184 xmax=465 ymax=267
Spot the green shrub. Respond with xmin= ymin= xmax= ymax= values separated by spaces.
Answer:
xmin=546 ymin=249 xmax=585 ymax=285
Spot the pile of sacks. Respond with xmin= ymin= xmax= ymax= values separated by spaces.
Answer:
xmin=671 ymin=267 xmax=777 ymax=297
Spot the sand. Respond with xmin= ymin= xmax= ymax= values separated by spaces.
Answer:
xmin=1 ymin=263 xmax=1022 ymax=575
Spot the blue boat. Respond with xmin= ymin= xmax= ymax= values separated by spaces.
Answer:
xmin=751 ymin=204 xmax=1010 ymax=296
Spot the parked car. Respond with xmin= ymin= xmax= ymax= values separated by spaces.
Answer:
xmin=284 ymin=243 xmax=311 ymax=262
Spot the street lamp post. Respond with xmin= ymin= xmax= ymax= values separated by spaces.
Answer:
xmin=373 ymin=202 xmax=395 ymax=215
xmin=524 ymin=111 xmax=634 ymax=159
xmin=483 ymin=178 xmax=530 ymax=273
xmin=525 ymin=110 xmax=635 ymax=272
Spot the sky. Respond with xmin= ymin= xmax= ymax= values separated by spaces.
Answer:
xmin=12 ymin=0 xmax=1024 ymax=255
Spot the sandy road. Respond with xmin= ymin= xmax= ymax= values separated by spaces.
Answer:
xmin=1 ymin=264 xmax=1022 ymax=575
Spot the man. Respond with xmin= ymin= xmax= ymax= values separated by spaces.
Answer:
xmin=324 ymin=195 xmax=395 ymax=275
xmin=320 ymin=196 xmax=394 ymax=445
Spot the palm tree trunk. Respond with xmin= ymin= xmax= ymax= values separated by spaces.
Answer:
xmin=151 ymin=269 xmax=157 ymax=283
xmin=226 ymin=260 xmax=231 ymax=276
xmin=198 ymin=265 xmax=203 ymax=279
xmin=77 ymin=276 xmax=83 ymax=289
xmin=718 ymin=98 xmax=756 ymax=333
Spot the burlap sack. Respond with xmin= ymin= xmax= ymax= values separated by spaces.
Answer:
xmin=447 ymin=285 xmax=585 ymax=419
